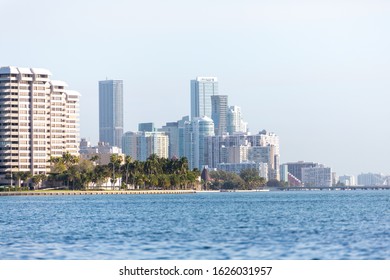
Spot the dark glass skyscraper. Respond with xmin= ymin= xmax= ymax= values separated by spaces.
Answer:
xmin=99 ymin=80 xmax=123 ymax=148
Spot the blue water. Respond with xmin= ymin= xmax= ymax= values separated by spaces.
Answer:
xmin=0 ymin=191 xmax=389 ymax=259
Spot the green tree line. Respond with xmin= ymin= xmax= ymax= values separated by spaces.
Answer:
xmin=45 ymin=153 xmax=200 ymax=190
xmin=208 ymin=168 xmax=286 ymax=190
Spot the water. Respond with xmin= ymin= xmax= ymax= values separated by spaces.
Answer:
xmin=0 ymin=191 xmax=389 ymax=259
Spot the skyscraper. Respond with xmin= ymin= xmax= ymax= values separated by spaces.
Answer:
xmin=0 ymin=66 xmax=80 ymax=185
xmin=227 ymin=105 xmax=248 ymax=134
xmin=211 ymin=95 xmax=228 ymax=136
xmin=190 ymin=77 xmax=218 ymax=120
xmin=99 ymin=80 xmax=123 ymax=148
xmin=183 ymin=116 xmax=215 ymax=170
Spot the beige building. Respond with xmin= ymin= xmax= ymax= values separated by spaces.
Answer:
xmin=0 ymin=66 xmax=80 ymax=185
xmin=80 ymin=140 xmax=123 ymax=165
xmin=122 ymin=131 xmax=169 ymax=161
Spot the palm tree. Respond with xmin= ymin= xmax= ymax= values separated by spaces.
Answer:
xmin=62 ymin=152 xmax=79 ymax=169
xmin=12 ymin=172 xmax=24 ymax=189
xmin=121 ymin=155 xmax=133 ymax=186
xmin=90 ymin=155 xmax=100 ymax=166
xmin=93 ymin=165 xmax=110 ymax=189
xmin=144 ymin=154 xmax=160 ymax=176
xmin=20 ymin=171 xmax=32 ymax=189
xmin=31 ymin=174 xmax=46 ymax=190
xmin=109 ymin=154 xmax=123 ymax=189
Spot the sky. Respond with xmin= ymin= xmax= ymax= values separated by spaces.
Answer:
xmin=1 ymin=0 xmax=389 ymax=176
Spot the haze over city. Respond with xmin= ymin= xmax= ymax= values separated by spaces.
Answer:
xmin=1 ymin=0 xmax=389 ymax=176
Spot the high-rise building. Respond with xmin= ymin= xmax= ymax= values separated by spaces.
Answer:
xmin=211 ymin=95 xmax=228 ymax=136
xmin=0 ymin=66 xmax=80 ymax=184
xmin=122 ymin=131 xmax=169 ymax=161
xmin=227 ymin=105 xmax=247 ymax=134
xmin=138 ymin=122 xmax=155 ymax=132
xmin=204 ymin=130 xmax=280 ymax=180
xmin=99 ymin=80 xmax=123 ymax=148
xmin=190 ymin=77 xmax=218 ymax=120
xmin=122 ymin=131 xmax=138 ymax=159
xmin=182 ymin=116 xmax=215 ymax=170
xmin=204 ymin=133 xmax=249 ymax=168
xmin=357 ymin=173 xmax=385 ymax=186
xmin=160 ymin=121 xmax=179 ymax=158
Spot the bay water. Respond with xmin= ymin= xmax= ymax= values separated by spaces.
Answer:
xmin=0 ymin=191 xmax=388 ymax=259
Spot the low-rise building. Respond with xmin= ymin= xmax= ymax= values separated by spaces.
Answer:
xmin=80 ymin=140 xmax=123 ymax=165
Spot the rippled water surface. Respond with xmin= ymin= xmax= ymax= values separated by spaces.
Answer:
xmin=0 ymin=191 xmax=389 ymax=259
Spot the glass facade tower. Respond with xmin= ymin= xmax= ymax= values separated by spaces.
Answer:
xmin=99 ymin=80 xmax=123 ymax=148
xmin=211 ymin=95 xmax=228 ymax=136
xmin=190 ymin=77 xmax=218 ymax=120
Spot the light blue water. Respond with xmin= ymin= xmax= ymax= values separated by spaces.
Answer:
xmin=0 ymin=191 xmax=389 ymax=259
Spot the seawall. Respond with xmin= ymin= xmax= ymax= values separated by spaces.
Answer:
xmin=0 ymin=190 xmax=196 ymax=196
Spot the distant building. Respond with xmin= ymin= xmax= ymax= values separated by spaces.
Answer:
xmin=301 ymin=165 xmax=332 ymax=187
xmin=211 ymin=95 xmax=228 ymax=136
xmin=227 ymin=106 xmax=248 ymax=134
xmin=247 ymin=131 xmax=280 ymax=180
xmin=338 ymin=175 xmax=356 ymax=186
xmin=357 ymin=173 xmax=385 ymax=186
xmin=177 ymin=116 xmax=191 ymax=158
xmin=191 ymin=116 xmax=215 ymax=170
xmin=205 ymin=133 xmax=249 ymax=169
xmin=217 ymin=162 xmax=268 ymax=179
xmin=279 ymin=164 xmax=289 ymax=182
xmin=99 ymin=80 xmax=123 ymax=148
xmin=282 ymin=161 xmax=318 ymax=181
xmin=80 ymin=141 xmax=123 ymax=165
xmin=0 ymin=66 xmax=80 ymax=185
xmin=248 ymin=145 xmax=279 ymax=180
xmin=191 ymin=77 xmax=218 ymax=120
xmin=160 ymin=121 xmax=179 ymax=158
xmin=122 ymin=131 xmax=169 ymax=161
xmin=122 ymin=132 xmax=138 ymax=159
xmin=204 ymin=131 xmax=280 ymax=180
xmin=138 ymin=122 xmax=155 ymax=132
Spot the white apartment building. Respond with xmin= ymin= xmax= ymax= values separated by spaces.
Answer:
xmin=227 ymin=106 xmax=248 ymax=134
xmin=357 ymin=173 xmax=385 ymax=186
xmin=301 ymin=165 xmax=332 ymax=187
xmin=0 ymin=66 xmax=79 ymax=185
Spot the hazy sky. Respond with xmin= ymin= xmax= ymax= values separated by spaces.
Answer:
xmin=1 ymin=0 xmax=389 ymax=176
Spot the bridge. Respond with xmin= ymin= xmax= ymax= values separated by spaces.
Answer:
xmin=273 ymin=185 xmax=390 ymax=191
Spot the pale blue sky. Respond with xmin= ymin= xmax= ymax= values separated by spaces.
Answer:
xmin=1 ymin=0 xmax=389 ymax=176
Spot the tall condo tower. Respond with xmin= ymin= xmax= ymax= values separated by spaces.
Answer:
xmin=190 ymin=77 xmax=218 ymax=120
xmin=0 ymin=66 xmax=80 ymax=185
xmin=211 ymin=95 xmax=228 ymax=136
xmin=99 ymin=80 xmax=123 ymax=148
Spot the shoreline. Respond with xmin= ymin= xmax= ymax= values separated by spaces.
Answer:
xmin=0 ymin=190 xmax=196 ymax=196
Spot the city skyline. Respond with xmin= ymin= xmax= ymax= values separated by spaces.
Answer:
xmin=1 ymin=0 xmax=389 ymax=176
